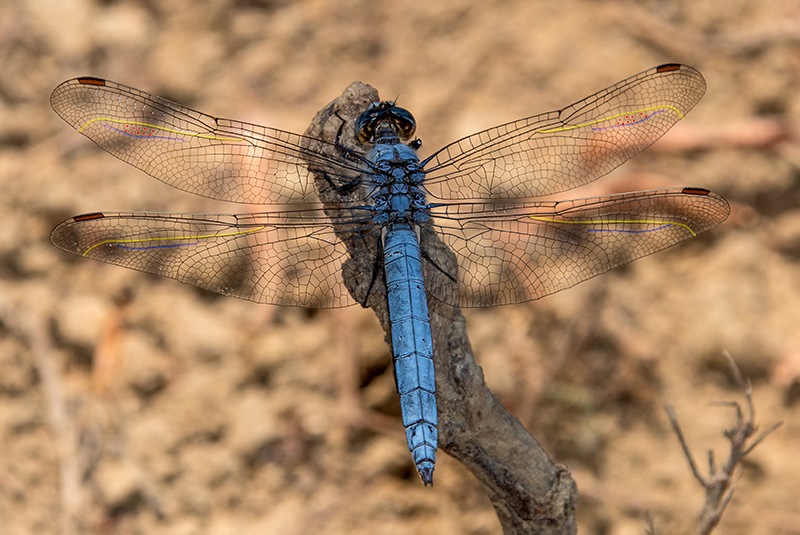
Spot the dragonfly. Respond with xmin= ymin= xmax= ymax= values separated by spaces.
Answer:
xmin=50 ymin=63 xmax=729 ymax=486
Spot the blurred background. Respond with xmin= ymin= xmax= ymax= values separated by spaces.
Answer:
xmin=1 ymin=0 xmax=799 ymax=533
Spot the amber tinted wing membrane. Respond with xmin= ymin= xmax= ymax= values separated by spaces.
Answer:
xmin=429 ymin=187 xmax=729 ymax=307
xmin=422 ymin=64 xmax=706 ymax=200
xmin=50 ymin=209 xmax=362 ymax=307
xmin=50 ymin=77 xmax=365 ymax=205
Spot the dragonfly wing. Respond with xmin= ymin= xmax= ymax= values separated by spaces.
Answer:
xmin=50 ymin=77 xmax=367 ymax=205
xmin=427 ymin=187 xmax=730 ymax=307
xmin=50 ymin=209 xmax=362 ymax=307
xmin=423 ymin=64 xmax=706 ymax=200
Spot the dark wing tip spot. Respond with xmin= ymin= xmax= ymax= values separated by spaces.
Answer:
xmin=681 ymin=187 xmax=711 ymax=196
xmin=656 ymin=63 xmax=682 ymax=73
xmin=73 ymin=212 xmax=105 ymax=222
xmin=76 ymin=77 xmax=107 ymax=86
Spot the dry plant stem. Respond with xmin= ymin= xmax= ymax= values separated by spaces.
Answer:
xmin=645 ymin=513 xmax=657 ymax=535
xmin=1 ymin=298 xmax=82 ymax=535
xmin=665 ymin=351 xmax=781 ymax=535
xmin=653 ymin=118 xmax=791 ymax=153
xmin=611 ymin=1 xmax=800 ymax=60
xmin=303 ymin=82 xmax=577 ymax=534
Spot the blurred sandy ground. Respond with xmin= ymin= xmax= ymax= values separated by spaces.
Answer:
xmin=1 ymin=0 xmax=799 ymax=533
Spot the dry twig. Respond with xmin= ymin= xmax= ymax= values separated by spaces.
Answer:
xmin=609 ymin=2 xmax=800 ymax=60
xmin=665 ymin=351 xmax=781 ymax=535
xmin=0 ymin=296 xmax=82 ymax=535
xmin=304 ymin=82 xmax=578 ymax=534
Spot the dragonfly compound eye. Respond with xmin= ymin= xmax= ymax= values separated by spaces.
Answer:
xmin=389 ymin=106 xmax=416 ymax=139
xmin=355 ymin=102 xmax=387 ymax=143
xmin=355 ymin=102 xmax=417 ymax=143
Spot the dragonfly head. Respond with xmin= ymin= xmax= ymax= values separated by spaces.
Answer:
xmin=356 ymin=101 xmax=416 ymax=144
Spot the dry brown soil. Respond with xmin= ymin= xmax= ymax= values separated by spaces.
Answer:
xmin=1 ymin=1 xmax=799 ymax=533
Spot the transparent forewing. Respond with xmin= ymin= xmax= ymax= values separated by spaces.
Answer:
xmin=50 ymin=77 xmax=367 ymax=205
xmin=428 ymin=188 xmax=730 ymax=307
xmin=50 ymin=210 xmax=364 ymax=307
xmin=422 ymin=64 xmax=706 ymax=200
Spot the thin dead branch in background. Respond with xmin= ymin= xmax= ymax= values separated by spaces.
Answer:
xmin=610 ymin=2 xmax=800 ymax=60
xmin=645 ymin=513 xmax=657 ymax=535
xmin=655 ymin=118 xmax=792 ymax=153
xmin=665 ymin=351 xmax=781 ymax=535
xmin=0 ymin=296 xmax=82 ymax=535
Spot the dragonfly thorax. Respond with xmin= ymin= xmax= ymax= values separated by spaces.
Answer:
xmin=369 ymin=143 xmax=429 ymax=226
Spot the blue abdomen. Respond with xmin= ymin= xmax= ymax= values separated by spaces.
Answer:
xmin=383 ymin=223 xmax=437 ymax=485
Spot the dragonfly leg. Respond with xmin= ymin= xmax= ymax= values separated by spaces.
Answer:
xmin=359 ymin=236 xmax=385 ymax=308
xmin=421 ymin=246 xmax=458 ymax=284
xmin=315 ymin=169 xmax=363 ymax=197
xmin=332 ymin=108 xmax=372 ymax=167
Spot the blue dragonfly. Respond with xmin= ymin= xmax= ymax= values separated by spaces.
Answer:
xmin=50 ymin=64 xmax=729 ymax=486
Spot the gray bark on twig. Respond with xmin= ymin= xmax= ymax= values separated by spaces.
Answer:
xmin=302 ymin=81 xmax=577 ymax=534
